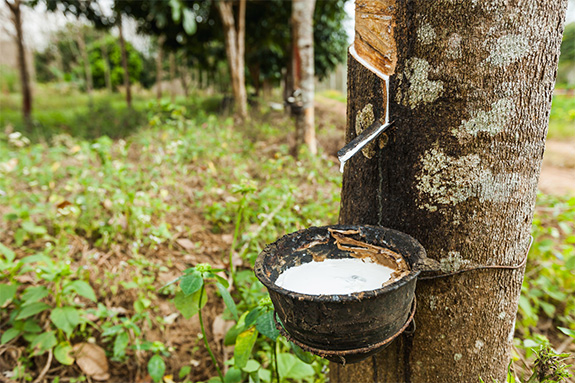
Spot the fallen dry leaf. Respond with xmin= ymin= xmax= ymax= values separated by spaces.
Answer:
xmin=176 ymin=238 xmax=195 ymax=250
xmin=73 ymin=343 xmax=110 ymax=381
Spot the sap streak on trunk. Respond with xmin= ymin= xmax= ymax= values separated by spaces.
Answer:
xmin=331 ymin=0 xmax=568 ymax=382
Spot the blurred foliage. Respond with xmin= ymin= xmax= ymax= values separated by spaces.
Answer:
xmin=0 ymin=65 xmax=20 ymax=93
xmin=34 ymin=25 xmax=152 ymax=89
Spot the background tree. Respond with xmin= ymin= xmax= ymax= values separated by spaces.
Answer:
xmin=292 ymin=0 xmax=316 ymax=154
xmin=4 ymin=0 xmax=32 ymax=125
xmin=331 ymin=0 xmax=569 ymax=382
xmin=216 ymin=0 xmax=248 ymax=121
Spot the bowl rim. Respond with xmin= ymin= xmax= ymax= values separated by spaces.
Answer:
xmin=254 ymin=224 xmax=425 ymax=303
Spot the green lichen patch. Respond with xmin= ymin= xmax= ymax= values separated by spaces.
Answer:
xmin=417 ymin=22 xmax=436 ymax=45
xmin=397 ymin=58 xmax=444 ymax=109
xmin=459 ymin=98 xmax=515 ymax=137
xmin=355 ymin=103 xmax=377 ymax=159
xmin=486 ymin=34 xmax=530 ymax=66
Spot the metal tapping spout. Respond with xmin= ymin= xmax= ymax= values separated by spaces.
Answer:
xmin=337 ymin=45 xmax=392 ymax=173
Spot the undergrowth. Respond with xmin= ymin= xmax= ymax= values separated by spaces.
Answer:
xmin=0 ymin=98 xmax=573 ymax=382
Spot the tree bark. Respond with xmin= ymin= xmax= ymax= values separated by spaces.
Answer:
xmin=180 ymin=65 xmax=189 ymax=98
xmin=117 ymin=12 xmax=132 ymax=108
xmin=100 ymin=35 xmax=112 ymax=92
xmin=216 ymin=0 xmax=248 ymax=122
xmin=292 ymin=0 xmax=317 ymax=155
xmin=169 ymin=51 xmax=176 ymax=101
xmin=6 ymin=0 xmax=32 ymax=125
xmin=76 ymin=29 xmax=93 ymax=102
xmin=156 ymin=36 xmax=164 ymax=100
xmin=330 ymin=0 xmax=568 ymax=382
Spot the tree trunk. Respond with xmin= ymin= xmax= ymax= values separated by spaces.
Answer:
xmin=76 ymin=29 xmax=93 ymax=103
xmin=117 ymin=13 xmax=132 ymax=108
xmin=169 ymin=51 xmax=176 ymax=101
xmin=292 ymin=0 xmax=317 ymax=155
xmin=180 ymin=65 xmax=189 ymax=98
xmin=6 ymin=0 xmax=32 ymax=125
xmin=330 ymin=0 xmax=568 ymax=382
xmin=100 ymin=36 xmax=112 ymax=92
xmin=216 ymin=0 xmax=248 ymax=122
xmin=156 ymin=36 xmax=164 ymax=100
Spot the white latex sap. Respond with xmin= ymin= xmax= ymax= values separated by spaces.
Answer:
xmin=274 ymin=258 xmax=394 ymax=295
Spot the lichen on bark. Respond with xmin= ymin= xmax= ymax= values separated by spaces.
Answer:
xmin=396 ymin=58 xmax=444 ymax=109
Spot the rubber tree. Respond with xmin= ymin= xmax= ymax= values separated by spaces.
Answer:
xmin=216 ymin=0 xmax=248 ymax=122
xmin=5 ymin=0 xmax=32 ymax=125
xmin=116 ymin=11 xmax=132 ymax=108
xmin=330 ymin=0 xmax=568 ymax=382
xmin=292 ymin=0 xmax=317 ymax=155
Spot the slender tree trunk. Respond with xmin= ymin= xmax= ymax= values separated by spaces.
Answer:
xmin=292 ymin=0 xmax=317 ymax=155
xmin=156 ymin=36 xmax=164 ymax=100
xmin=180 ymin=65 xmax=189 ymax=98
xmin=330 ymin=0 xmax=568 ymax=382
xmin=100 ymin=36 xmax=112 ymax=92
xmin=216 ymin=0 xmax=248 ymax=122
xmin=6 ymin=0 xmax=32 ymax=125
xmin=76 ymin=29 xmax=93 ymax=103
xmin=117 ymin=13 xmax=132 ymax=108
xmin=169 ymin=51 xmax=176 ymax=101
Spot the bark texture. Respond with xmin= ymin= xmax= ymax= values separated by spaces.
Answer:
xmin=169 ymin=52 xmax=176 ymax=101
xmin=77 ymin=30 xmax=93 ymax=100
xmin=292 ymin=0 xmax=317 ymax=154
xmin=331 ymin=0 xmax=568 ymax=382
xmin=156 ymin=36 xmax=165 ymax=100
xmin=6 ymin=0 xmax=32 ymax=124
xmin=117 ymin=13 xmax=132 ymax=108
xmin=217 ymin=0 xmax=248 ymax=122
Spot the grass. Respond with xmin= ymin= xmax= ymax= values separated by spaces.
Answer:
xmin=548 ymin=95 xmax=575 ymax=140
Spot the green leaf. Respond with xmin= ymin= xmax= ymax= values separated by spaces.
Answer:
xmin=245 ymin=307 xmax=263 ymax=327
xmin=180 ymin=270 xmax=203 ymax=295
xmin=114 ymin=332 xmax=130 ymax=359
xmin=22 ymin=221 xmax=47 ymax=235
xmin=182 ymin=9 xmax=197 ymax=35
xmin=565 ymin=255 xmax=575 ymax=270
xmin=66 ymin=280 xmax=97 ymax=302
xmin=290 ymin=342 xmax=315 ymax=364
xmin=174 ymin=288 xmax=207 ymax=319
xmin=255 ymin=311 xmax=279 ymax=341
xmin=277 ymin=353 xmax=315 ymax=380
xmin=54 ymin=342 xmax=75 ymax=365
xmin=234 ymin=327 xmax=258 ymax=369
xmin=23 ymin=320 xmax=42 ymax=333
xmin=50 ymin=307 xmax=81 ymax=337
xmin=30 ymin=331 xmax=57 ymax=356
xmin=169 ymin=0 xmax=181 ymax=22
xmin=0 ymin=283 xmax=18 ymax=307
xmin=0 ymin=243 xmax=15 ymax=262
xmin=224 ymin=367 xmax=242 ymax=383
xmin=558 ymin=327 xmax=575 ymax=338
xmin=242 ymin=359 xmax=261 ymax=373
xmin=179 ymin=365 xmax=191 ymax=379
xmin=225 ymin=312 xmax=248 ymax=346
xmin=21 ymin=286 xmax=49 ymax=305
xmin=16 ymin=302 xmax=50 ymax=320
xmin=216 ymin=282 xmax=238 ymax=321
xmin=1 ymin=328 xmax=21 ymax=344
xmin=148 ymin=354 xmax=166 ymax=383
